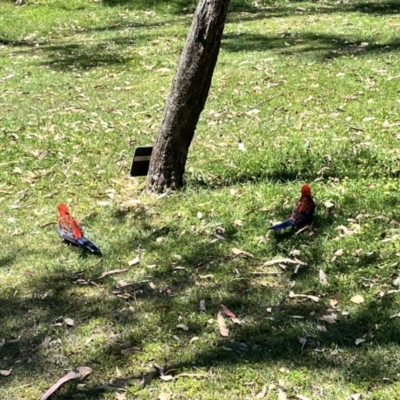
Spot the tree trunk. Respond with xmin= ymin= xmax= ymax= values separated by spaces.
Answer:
xmin=146 ymin=0 xmax=231 ymax=193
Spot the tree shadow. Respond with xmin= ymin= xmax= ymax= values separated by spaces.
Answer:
xmin=1 ymin=199 xmax=399 ymax=398
xmin=3 ymin=2 xmax=399 ymax=71
xmin=37 ymin=42 xmax=134 ymax=70
xmin=223 ymin=31 xmax=400 ymax=60
xmin=55 ymin=295 xmax=400 ymax=397
xmin=186 ymin=143 xmax=385 ymax=189
xmin=101 ymin=0 xmax=260 ymax=14
xmin=0 ymin=254 xmax=16 ymax=268
xmin=0 ymin=38 xmax=36 ymax=47
xmin=353 ymin=1 xmax=400 ymax=15
xmin=99 ymin=0 xmax=400 ymax=16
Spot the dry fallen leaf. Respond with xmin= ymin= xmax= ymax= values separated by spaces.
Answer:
xmin=0 ymin=369 xmax=12 ymax=376
xmin=392 ymin=276 xmax=400 ymax=286
xmin=120 ymin=198 xmax=141 ymax=208
xmin=334 ymin=249 xmax=344 ymax=257
xmin=323 ymin=200 xmax=335 ymax=209
xmin=335 ymin=225 xmax=349 ymax=233
xmin=289 ymin=291 xmax=320 ymax=302
xmin=232 ymin=247 xmax=254 ymax=258
xmin=190 ymin=336 xmax=199 ymax=344
xmin=319 ymin=270 xmax=328 ymax=286
xmin=160 ymin=375 xmax=174 ymax=381
xmin=330 ymin=298 xmax=339 ymax=308
xmin=217 ymin=311 xmax=229 ymax=337
xmin=355 ymin=338 xmax=365 ymax=345
xmin=41 ymin=371 xmax=81 ymax=400
xmin=296 ymin=395 xmax=312 ymax=400
xmin=221 ymin=304 xmax=236 ymax=318
xmin=40 ymin=367 xmax=92 ymax=400
xmin=97 ymin=269 xmax=128 ymax=279
xmin=277 ymin=389 xmax=287 ymax=400
xmin=350 ymin=295 xmax=364 ymax=304
xmin=64 ymin=318 xmax=74 ymax=327
xmin=256 ymin=384 xmax=267 ymax=399
xmin=199 ymin=274 xmax=214 ymax=279
xmin=348 ymin=394 xmax=361 ymax=400
xmin=128 ymin=256 xmax=140 ymax=266
xmin=199 ymin=300 xmax=206 ymax=312
xmin=121 ymin=347 xmax=141 ymax=355
xmin=319 ymin=313 xmax=338 ymax=324
xmin=176 ymin=324 xmax=189 ymax=331
xmin=158 ymin=393 xmax=171 ymax=400
xmin=264 ymin=258 xmax=306 ymax=266
xmin=97 ymin=201 xmax=112 ymax=206
xmin=115 ymin=366 xmax=124 ymax=377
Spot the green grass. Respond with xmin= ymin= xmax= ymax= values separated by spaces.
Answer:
xmin=1 ymin=0 xmax=400 ymax=399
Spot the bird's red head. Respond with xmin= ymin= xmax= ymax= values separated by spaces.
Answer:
xmin=301 ymin=184 xmax=312 ymax=196
xmin=57 ymin=203 xmax=70 ymax=214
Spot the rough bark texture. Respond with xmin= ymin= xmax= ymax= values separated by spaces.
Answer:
xmin=146 ymin=0 xmax=231 ymax=193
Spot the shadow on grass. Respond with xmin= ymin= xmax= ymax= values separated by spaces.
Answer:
xmin=223 ymin=31 xmax=400 ymax=60
xmin=352 ymin=1 xmax=400 ymax=15
xmin=101 ymin=0 xmax=260 ymax=13
xmin=187 ymin=144 xmax=387 ymax=189
xmin=99 ymin=0 xmax=400 ymax=16
xmin=38 ymin=42 xmax=135 ymax=70
xmin=2 ymin=0 xmax=399 ymax=71
xmin=32 ymin=293 xmax=400 ymax=398
xmin=1 ymin=194 xmax=399 ymax=395
xmin=0 ymin=255 xmax=16 ymax=268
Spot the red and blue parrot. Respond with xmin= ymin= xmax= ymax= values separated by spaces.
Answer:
xmin=57 ymin=203 xmax=101 ymax=253
xmin=269 ymin=184 xmax=315 ymax=231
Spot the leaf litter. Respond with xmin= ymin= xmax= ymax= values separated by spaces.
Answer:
xmin=217 ymin=311 xmax=229 ymax=337
xmin=232 ymin=247 xmax=254 ymax=258
xmin=40 ymin=367 xmax=92 ymax=400
xmin=350 ymin=295 xmax=364 ymax=304
xmin=289 ymin=291 xmax=320 ymax=302
xmin=0 ymin=369 xmax=12 ymax=376
xmin=319 ymin=269 xmax=328 ymax=286
xmin=199 ymin=299 xmax=206 ymax=312
xmin=64 ymin=318 xmax=74 ymax=327
xmin=221 ymin=304 xmax=241 ymax=324
xmin=176 ymin=324 xmax=189 ymax=331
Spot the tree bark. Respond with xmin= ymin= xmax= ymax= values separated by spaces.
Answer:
xmin=146 ymin=0 xmax=231 ymax=193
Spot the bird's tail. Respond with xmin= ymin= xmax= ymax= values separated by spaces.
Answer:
xmin=269 ymin=218 xmax=296 ymax=231
xmin=77 ymin=237 xmax=101 ymax=253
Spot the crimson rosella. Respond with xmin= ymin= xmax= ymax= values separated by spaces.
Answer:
xmin=269 ymin=184 xmax=315 ymax=231
xmin=57 ymin=203 xmax=101 ymax=253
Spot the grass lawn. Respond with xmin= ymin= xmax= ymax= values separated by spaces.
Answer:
xmin=1 ymin=0 xmax=400 ymax=398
